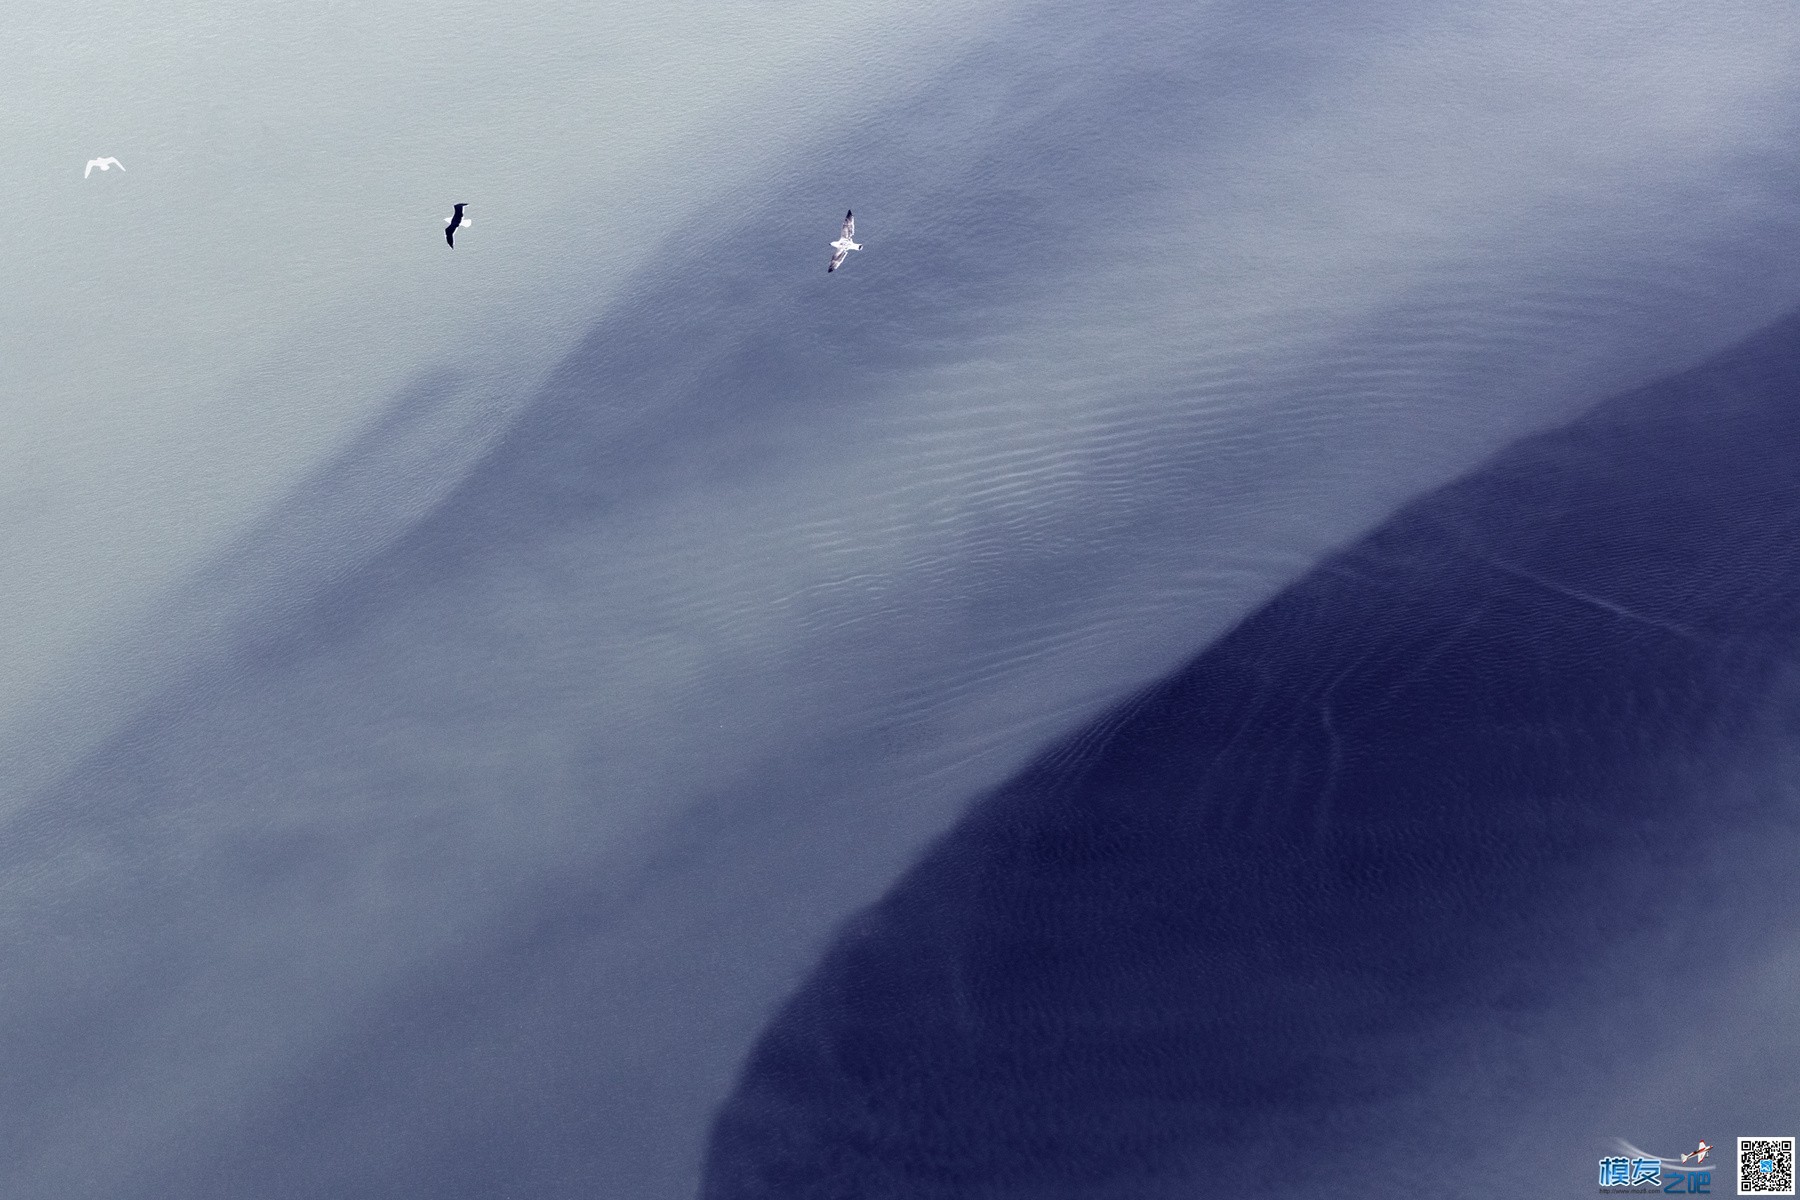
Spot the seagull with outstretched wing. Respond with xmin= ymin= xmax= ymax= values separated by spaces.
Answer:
xmin=84 ymin=157 xmax=124 ymax=178
xmin=827 ymin=209 xmax=862 ymax=273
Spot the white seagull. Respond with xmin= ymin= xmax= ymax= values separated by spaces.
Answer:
xmin=827 ymin=210 xmax=862 ymax=273
xmin=84 ymin=157 xmax=124 ymax=178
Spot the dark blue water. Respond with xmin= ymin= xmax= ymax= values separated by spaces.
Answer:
xmin=10 ymin=5 xmax=1800 ymax=1198
xmin=703 ymin=312 xmax=1800 ymax=1198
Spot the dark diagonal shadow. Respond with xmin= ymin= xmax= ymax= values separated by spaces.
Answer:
xmin=6 ymin=7 xmax=1445 ymax=1199
xmin=701 ymin=312 xmax=1800 ymax=1199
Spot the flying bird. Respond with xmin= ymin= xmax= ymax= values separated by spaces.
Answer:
xmin=444 ymin=203 xmax=467 ymax=248
xmin=827 ymin=210 xmax=862 ymax=273
xmin=84 ymin=157 xmax=124 ymax=178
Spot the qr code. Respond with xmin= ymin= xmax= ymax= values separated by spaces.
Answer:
xmin=1739 ymin=1137 xmax=1795 ymax=1195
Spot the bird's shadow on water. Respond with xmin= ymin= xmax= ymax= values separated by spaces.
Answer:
xmin=699 ymin=312 xmax=1800 ymax=1199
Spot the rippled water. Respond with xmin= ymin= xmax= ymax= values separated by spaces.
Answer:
xmin=705 ymin=313 xmax=1800 ymax=1198
xmin=6 ymin=1 xmax=1800 ymax=1196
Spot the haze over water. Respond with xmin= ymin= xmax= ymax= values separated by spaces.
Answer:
xmin=6 ymin=1 xmax=1800 ymax=1196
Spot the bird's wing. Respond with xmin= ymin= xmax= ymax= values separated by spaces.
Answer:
xmin=84 ymin=162 xmax=94 ymax=177
xmin=842 ymin=211 xmax=854 ymax=239
xmin=109 ymin=159 xmax=123 ymax=170
xmin=446 ymin=226 xmax=455 ymax=248
xmin=828 ymin=246 xmax=848 ymax=272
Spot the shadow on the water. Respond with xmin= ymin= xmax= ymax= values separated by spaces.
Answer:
xmin=702 ymin=312 xmax=1800 ymax=1199
xmin=10 ymin=8 xmax=1433 ymax=1198
xmin=19 ymin=5 xmax=1800 ymax=1198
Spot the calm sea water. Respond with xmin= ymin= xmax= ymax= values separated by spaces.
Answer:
xmin=5 ymin=1 xmax=1800 ymax=1197
xmin=705 ymin=313 xmax=1800 ymax=1198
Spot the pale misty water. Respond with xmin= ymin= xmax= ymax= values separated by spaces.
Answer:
xmin=5 ymin=2 xmax=1800 ymax=1197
